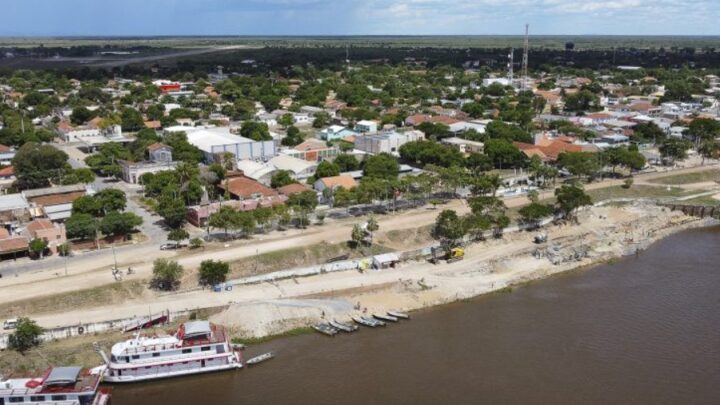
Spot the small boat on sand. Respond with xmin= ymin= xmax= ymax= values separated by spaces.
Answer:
xmin=312 ymin=323 xmax=339 ymax=336
xmin=387 ymin=311 xmax=410 ymax=320
xmin=329 ymin=320 xmax=358 ymax=332
xmin=373 ymin=313 xmax=398 ymax=322
xmin=352 ymin=316 xmax=385 ymax=327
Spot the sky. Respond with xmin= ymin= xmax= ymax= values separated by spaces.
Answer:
xmin=2 ymin=0 xmax=719 ymax=36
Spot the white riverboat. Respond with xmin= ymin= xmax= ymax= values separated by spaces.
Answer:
xmin=0 ymin=366 xmax=111 ymax=405
xmin=98 ymin=320 xmax=242 ymax=383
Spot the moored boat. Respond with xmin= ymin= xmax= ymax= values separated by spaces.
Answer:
xmin=373 ymin=313 xmax=398 ymax=322
xmin=246 ymin=352 xmax=274 ymax=366
xmin=387 ymin=311 xmax=410 ymax=320
xmin=0 ymin=366 xmax=111 ymax=404
xmin=329 ymin=320 xmax=358 ymax=332
xmin=312 ymin=323 xmax=339 ymax=336
xmin=97 ymin=320 xmax=242 ymax=383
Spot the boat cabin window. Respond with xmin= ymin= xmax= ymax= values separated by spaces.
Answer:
xmin=51 ymin=396 xmax=67 ymax=401
xmin=217 ymin=344 xmax=225 ymax=353
xmin=30 ymin=397 xmax=45 ymax=402
xmin=201 ymin=346 xmax=211 ymax=351
xmin=153 ymin=352 xmax=160 ymax=357
xmin=132 ymin=355 xmax=140 ymax=359
xmin=123 ymin=356 xmax=130 ymax=362
xmin=182 ymin=348 xmax=192 ymax=354
xmin=9 ymin=397 xmax=24 ymax=403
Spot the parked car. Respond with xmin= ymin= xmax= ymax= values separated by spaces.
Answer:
xmin=3 ymin=318 xmax=18 ymax=330
xmin=159 ymin=242 xmax=180 ymax=250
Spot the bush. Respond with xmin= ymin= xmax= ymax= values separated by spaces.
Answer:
xmin=622 ymin=177 xmax=634 ymax=189
xmin=198 ymin=260 xmax=230 ymax=287
xmin=189 ymin=237 xmax=204 ymax=249
xmin=150 ymin=259 xmax=184 ymax=291
xmin=8 ymin=317 xmax=44 ymax=353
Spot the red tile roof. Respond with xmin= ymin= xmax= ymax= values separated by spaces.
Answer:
xmin=0 ymin=236 xmax=29 ymax=253
xmin=219 ymin=176 xmax=278 ymax=199
xmin=0 ymin=144 xmax=11 ymax=153
xmin=27 ymin=191 xmax=86 ymax=207
xmin=318 ymin=175 xmax=357 ymax=189
xmin=144 ymin=120 xmax=162 ymax=129
xmin=0 ymin=166 xmax=14 ymax=177
xmin=147 ymin=142 xmax=171 ymax=152
xmin=26 ymin=219 xmax=55 ymax=234
xmin=277 ymin=183 xmax=308 ymax=196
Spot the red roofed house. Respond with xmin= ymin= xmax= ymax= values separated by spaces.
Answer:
xmin=219 ymin=175 xmax=278 ymax=200
xmin=277 ymin=183 xmax=309 ymax=196
xmin=314 ymin=175 xmax=357 ymax=193
xmin=24 ymin=218 xmax=67 ymax=254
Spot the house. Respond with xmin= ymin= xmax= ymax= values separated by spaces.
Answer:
xmin=219 ymin=175 xmax=278 ymax=200
xmin=354 ymin=130 xmax=425 ymax=155
xmin=22 ymin=184 xmax=91 ymax=222
xmin=355 ymin=120 xmax=378 ymax=134
xmin=441 ymin=137 xmax=484 ymax=154
xmin=318 ymin=125 xmax=358 ymax=141
xmin=372 ymin=252 xmax=401 ymax=269
xmin=144 ymin=120 xmax=162 ymax=130
xmin=257 ymin=113 xmax=278 ymax=127
xmin=314 ymin=175 xmax=357 ymax=193
xmin=0 ymin=229 xmax=29 ymax=259
xmin=285 ymin=139 xmax=340 ymax=162
xmin=0 ymin=193 xmax=30 ymax=228
xmin=176 ymin=127 xmax=277 ymax=163
xmin=404 ymin=114 xmax=460 ymax=127
xmin=268 ymin=155 xmax=317 ymax=181
xmin=0 ymin=144 xmax=16 ymax=165
xmin=186 ymin=197 xmax=287 ymax=227
xmin=119 ymin=143 xmax=178 ymax=184
xmin=513 ymin=134 xmax=588 ymax=162
xmin=235 ymin=159 xmax=277 ymax=185
xmin=24 ymin=218 xmax=67 ymax=254
xmin=0 ymin=166 xmax=16 ymax=192
xmin=448 ymin=121 xmax=487 ymax=135
xmin=277 ymin=183 xmax=309 ymax=196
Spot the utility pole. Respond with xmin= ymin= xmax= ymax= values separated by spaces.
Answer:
xmin=522 ymin=24 xmax=530 ymax=91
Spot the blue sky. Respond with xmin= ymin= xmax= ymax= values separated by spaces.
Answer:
xmin=2 ymin=0 xmax=719 ymax=36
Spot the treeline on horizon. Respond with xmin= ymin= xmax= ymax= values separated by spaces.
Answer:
xmin=1 ymin=44 xmax=719 ymax=80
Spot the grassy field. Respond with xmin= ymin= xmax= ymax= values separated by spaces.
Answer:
xmin=678 ymin=195 xmax=720 ymax=207
xmin=2 ymin=35 xmax=720 ymax=50
xmin=0 ymin=280 xmax=148 ymax=320
xmin=224 ymin=241 xmax=392 ymax=281
xmin=647 ymin=170 xmax=720 ymax=185
xmin=585 ymin=184 xmax=692 ymax=202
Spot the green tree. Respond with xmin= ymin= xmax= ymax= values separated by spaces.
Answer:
xmin=558 ymin=152 xmax=601 ymax=180
xmin=209 ymin=205 xmax=238 ymax=237
xmin=151 ymin=258 xmax=184 ymax=291
xmin=281 ymin=125 xmax=304 ymax=146
xmin=65 ymin=213 xmax=98 ymax=240
xmin=168 ymin=228 xmax=190 ymax=244
xmin=518 ymin=202 xmax=554 ymax=229
xmin=70 ymin=106 xmax=95 ymax=125
xmin=363 ymin=153 xmax=399 ymax=180
xmin=8 ymin=317 xmax=43 ymax=353
xmin=278 ymin=113 xmax=294 ymax=128
xmin=484 ymin=139 xmax=527 ymax=169
xmin=698 ymin=139 xmax=720 ymax=165
xmin=253 ymin=207 xmax=274 ymax=232
xmin=659 ymin=138 xmax=692 ymax=164
xmin=366 ymin=215 xmax=379 ymax=247
xmin=351 ymin=223 xmax=365 ymax=248
xmin=57 ymin=243 xmax=71 ymax=257
xmin=29 ymin=238 xmax=48 ymax=259
xmin=271 ymin=170 xmax=296 ymax=188
xmin=334 ymin=154 xmax=359 ymax=172
xmin=96 ymin=188 xmax=127 ymax=213
xmin=157 ymin=191 xmax=187 ymax=229
xmin=434 ymin=210 xmax=466 ymax=247
xmin=198 ymin=260 xmax=230 ymax=287
xmin=99 ymin=211 xmax=143 ymax=237
xmin=312 ymin=111 xmax=330 ymax=128
xmin=72 ymin=195 xmax=103 ymax=217
xmin=12 ymin=142 xmax=70 ymax=189
xmin=189 ymin=237 xmax=204 ymax=249
xmin=555 ymin=184 xmax=592 ymax=222
xmin=120 ymin=107 xmax=145 ymax=132
xmin=315 ymin=160 xmax=341 ymax=178
xmin=236 ymin=211 xmax=257 ymax=236
xmin=240 ymin=121 xmax=272 ymax=141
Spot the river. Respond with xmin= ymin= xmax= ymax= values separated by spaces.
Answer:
xmin=113 ymin=226 xmax=720 ymax=404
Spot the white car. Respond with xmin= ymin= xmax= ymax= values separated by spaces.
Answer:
xmin=160 ymin=242 xmax=180 ymax=250
xmin=3 ymin=318 xmax=18 ymax=330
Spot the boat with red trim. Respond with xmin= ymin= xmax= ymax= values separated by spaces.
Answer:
xmin=0 ymin=366 xmax=111 ymax=404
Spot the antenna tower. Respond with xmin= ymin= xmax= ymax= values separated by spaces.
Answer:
xmin=507 ymin=48 xmax=514 ymax=83
xmin=522 ymin=24 xmax=529 ymax=90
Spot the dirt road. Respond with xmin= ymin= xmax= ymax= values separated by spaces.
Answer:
xmin=0 ymin=164 xmax=715 ymax=307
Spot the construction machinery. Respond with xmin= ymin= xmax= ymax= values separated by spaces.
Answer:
xmin=430 ymin=246 xmax=465 ymax=264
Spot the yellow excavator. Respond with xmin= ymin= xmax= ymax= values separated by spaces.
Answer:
xmin=430 ymin=246 xmax=465 ymax=264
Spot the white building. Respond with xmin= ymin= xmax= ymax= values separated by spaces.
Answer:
xmin=177 ymin=127 xmax=277 ymax=163
xmin=354 ymin=130 xmax=425 ymax=155
xmin=355 ymin=120 xmax=378 ymax=134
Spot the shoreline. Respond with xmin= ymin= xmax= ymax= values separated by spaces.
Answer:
xmin=0 ymin=203 xmax=716 ymax=373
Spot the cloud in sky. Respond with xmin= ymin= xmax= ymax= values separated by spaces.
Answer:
xmin=2 ymin=0 xmax=718 ymax=36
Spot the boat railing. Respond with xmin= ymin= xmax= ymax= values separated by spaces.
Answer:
xmin=125 ymin=343 xmax=180 ymax=354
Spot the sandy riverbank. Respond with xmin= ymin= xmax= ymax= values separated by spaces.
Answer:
xmin=210 ymin=202 xmax=716 ymax=339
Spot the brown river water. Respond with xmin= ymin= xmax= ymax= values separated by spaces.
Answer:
xmin=113 ymin=226 xmax=720 ymax=405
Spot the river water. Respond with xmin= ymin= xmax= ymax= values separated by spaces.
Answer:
xmin=113 ymin=226 xmax=720 ymax=404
